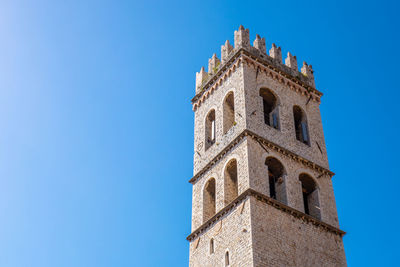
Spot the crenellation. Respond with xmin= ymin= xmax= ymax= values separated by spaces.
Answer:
xmin=285 ymin=52 xmax=298 ymax=71
xmin=195 ymin=67 xmax=208 ymax=94
xmin=208 ymin=53 xmax=221 ymax=74
xmin=269 ymin=43 xmax=282 ymax=64
xmin=301 ymin=61 xmax=315 ymax=87
xmin=194 ymin=26 xmax=317 ymax=104
xmin=221 ymin=40 xmax=233 ymax=64
xmin=253 ymin=34 xmax=266 ymax=54
xmin=189 ymin=26 xmax=346 ymax=267
xmin=234 ymin=25 xmax=250 ymax=49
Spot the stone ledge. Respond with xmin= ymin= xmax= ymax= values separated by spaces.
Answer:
xmin=189 ymin=129 xmax=334 ymax=185
xmin=187 ymin=188 xmax=345 ymax=242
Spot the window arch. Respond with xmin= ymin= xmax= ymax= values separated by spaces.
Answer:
xmin=203 ymin=178 xmax=216 ymax=223
xmin=293 ymin=106 xmax=310 ymax=145
xmin=205 ymin=109 xmax=216 ymax=150
xmin=259 ymin=88 xmax=280 ymax=130
xmin=223 ymin=92 xmax=235 ymax=134
xmin=210 ymin=238 xmax=214 ymax=254
xmin=224 ymin=159 xmax=238 ymax=205
xmin=225 ymin=251 xmax=230 ymax=266
xmin=299 ymin=173 xmax=321 ymax=219
xmin=265 ymin=157 xmax=287 ymax=204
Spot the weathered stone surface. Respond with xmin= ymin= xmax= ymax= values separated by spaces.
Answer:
xmin=188 ymin=26 xmax=346 ymax=267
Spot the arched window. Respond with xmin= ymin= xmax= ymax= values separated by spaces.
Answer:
xmin=224 ymin=159 xmax=238 ymax=205
xmin=260 ymin=88 xmax=279 ymax=130
xmin=265 ymin=157 xmax=287 ymax=204
xmin=203 ymin=178 xmax=216 ymax=223
xmin=225 ymin=251 xmax=230 ymax=266
xmin=223 ymin=92 xmax=235 ymax=134
xmin=299 ymin=173 xmax=321 ymax=219
xmin=210 ymin=238 xmax=214 ymax=254
xmin=205 ymin=109 xmax=216 ymax=150
xmin=293 ymin=106 xmax=310 ymax=145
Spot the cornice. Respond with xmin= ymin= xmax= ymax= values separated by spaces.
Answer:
xmin=189 ymin=129 xmax=334 ymax=185
xmin=186 ymin=188 xmax=345 ymax=242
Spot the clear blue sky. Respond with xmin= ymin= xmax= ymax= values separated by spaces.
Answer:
xmin=0 ymin=0 xmax=399 ymax=266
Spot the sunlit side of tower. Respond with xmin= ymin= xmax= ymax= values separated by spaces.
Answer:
xmin=187 ymin=26 xmax=346 ymax=267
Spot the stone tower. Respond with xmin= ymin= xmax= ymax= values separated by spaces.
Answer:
xmin=187 ymin=26 xmax=346 ymax=267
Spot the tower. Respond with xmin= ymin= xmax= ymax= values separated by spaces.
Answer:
xmin=187 ymin=26 xmax=346 ymax=266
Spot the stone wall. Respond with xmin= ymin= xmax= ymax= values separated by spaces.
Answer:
xmin=193 ymin=63 xmax=247 ymax=175
xmin=189 ymin=26 xmax=346 ymax=267
xmin=242 ymin=61 xmax=329 ymax=169
xmin=191 ymin=139 xmax=250 ymax=230
xmin=189 ymin=197 xmax=254 ymax=267
xmin=246 ymin=137 xmax=339 ymax=227
xmin=250 ymin=196 xmax=347 ymax=267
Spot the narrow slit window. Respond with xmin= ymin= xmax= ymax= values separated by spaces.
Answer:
xmin=225 ymin=251 xmax=230 ymax=266
xmin=210 ymin=239 xmax=214 ymax=254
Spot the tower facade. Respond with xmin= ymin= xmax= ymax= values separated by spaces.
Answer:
xmin=187 ymin=26 xmax=346 ymax=267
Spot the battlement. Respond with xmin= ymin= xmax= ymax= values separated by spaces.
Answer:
xmin=195 ymin=26 xmax=316 ymax=95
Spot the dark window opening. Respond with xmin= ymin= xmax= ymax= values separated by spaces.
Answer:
xmin=293 ymin=106 xmax=310 ymax=145
xmin=224 ymin=159 xmax=238 ymax=205
xmin=203 ymin=178 xmax=216 ymax=223
xmin=269 ymin=172 xmax=276 ymax=200
xmin=299 ymin=173 xmax=321 ymax=219
xmin=260 ymin=88 xmax=279 ymax=130
xmin=303 ymin=191 xmax=310 ymax=215
xmin=223 ymin=92 xmax=235 ymax=134
xmin=225 ymin=251 xmax=230 ymax=266
xmin=205 ymin=110 xmax=216 ymax=150
xmin=265 ymin=157 xmax=286 ymax=204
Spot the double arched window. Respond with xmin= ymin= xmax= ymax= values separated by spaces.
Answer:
xmin=260 ymin=88 xmax=280 ymax=130
xmin=293 ymin=106 xmax=310 ymax=145
xmin=202 ymin=158 xmax=239 ymax=224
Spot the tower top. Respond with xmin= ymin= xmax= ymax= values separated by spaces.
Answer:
xmin=194 ymin=26 xmax=318 ymax=105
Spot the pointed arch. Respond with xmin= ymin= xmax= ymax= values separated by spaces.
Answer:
xmin=299 ymin=173 xmax=321 ymax=219
xmin=223 ymin=92 xmax=235 ymax=134
xmin=203 ymin=178 xmax=216 ymax=223
xmin=205 ymin=109 xmax=216 ymax=150
xmin=224 ymin=159 xmax=238 ymax=205
xmin=259 ymin=88 xmax=280 ymax=129
xmin=293 ymin=105 xmax=310 ymax=145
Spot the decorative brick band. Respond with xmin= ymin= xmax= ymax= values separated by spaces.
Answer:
xmin=186 ymin=188 xmax=345 ymax=242
xmin=192 ymin=48 xmax=323 ymax=111
xmin=189 ymin=129 xmax=334 ymax=185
